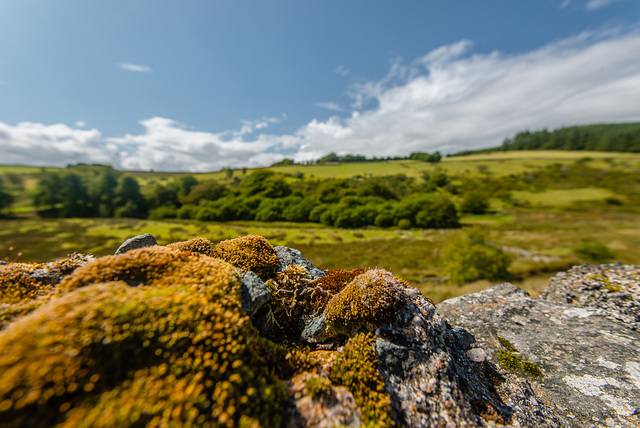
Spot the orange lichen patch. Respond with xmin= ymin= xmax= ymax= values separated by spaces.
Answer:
xmin=324 ymin=269 xmax=406 ymax=332
xmin=328 ymin=333 xmax=392 ymax=427
xmin=213 ymin=235 xmax=279 ymax=281
xmin=166 ymin=237 xmax=214 ymax=257
xmin=0 ymin=247 xmax=286 ymax=427
xmin=0 ymin=253 xmax=92 ymax=305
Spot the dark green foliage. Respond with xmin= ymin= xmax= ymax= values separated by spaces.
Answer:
xmin=409 ymin=151 xmax=441 ymax=162
xmin=574 ymin=241 xmax=616 ymax=263
xmin=453 ymin=122 xmax=640 ymax=155
xmin=0 ymin=178 xmax=13 ymax=215
xmin=460 ymin=191 xmax=491 ymax=214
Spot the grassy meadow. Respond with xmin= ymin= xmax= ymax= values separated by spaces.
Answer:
xmin=2 ymin=150 xmax=639 ymax=302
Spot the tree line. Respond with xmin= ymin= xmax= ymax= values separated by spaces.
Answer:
xmin=272 ymin=151 xmax=442 ymax=166
xmin=453 ymin=122 xmax=640 ymax=156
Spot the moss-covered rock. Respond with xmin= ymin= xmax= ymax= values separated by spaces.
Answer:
xmin=213 ymin=235 xmax=279 ymax=281
xmin=166 ymin=236 xmax=214 ymax=257
xmin=324 ymin=269 xmax=406 ymax=333
xmin=0 ymin=246 xmax=285 ymax=427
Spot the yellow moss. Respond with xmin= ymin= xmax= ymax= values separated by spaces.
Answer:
xmin=0 ymin=246 xmax=285 ymax=427
xmin=213 ymin=235 xmax=279 ymax=281
xmin=329 ymin=333 xmax=393 ymax=427
xmin=0 ymin=253 xmax=92 ymax=305
xmin=324 ymin=269 xmax=405 ymax=332
xmin=166 ymin=237 xmax=214 ymax=257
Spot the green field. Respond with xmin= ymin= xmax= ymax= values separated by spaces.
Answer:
xmin=2 ymin=150 xmax=639 ymax=302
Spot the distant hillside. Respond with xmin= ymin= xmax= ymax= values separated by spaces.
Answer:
xmin=453 ymin=122 xmax=640 ymax=156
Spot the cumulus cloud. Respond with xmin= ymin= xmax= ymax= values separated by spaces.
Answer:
xmin=106 ymin=117 xmax=285 ymax=172
xmin=119 ymin=62 xmax=152 ymax=72
xmin=289 ymin=27 xmax=640 ymax=159
xmin=0 ymin=122 xmax=116 ymax=167
xmin=75 ymin=121 xmax=86 ymax=127
xmin=2 ymin=27 xmax=640 ymax=172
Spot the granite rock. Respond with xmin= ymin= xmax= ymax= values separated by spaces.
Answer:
xmin=439 ymin=283 xmax=640 ymax=428
xmin=274 ymin=246 xmax=325 ymax=280
xmin=540 ymin=263 xmax=640 ymax=331
xmin=240 ymin=270 xmax=271 ymax=316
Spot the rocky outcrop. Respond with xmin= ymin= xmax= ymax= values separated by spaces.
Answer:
xmin=1 ymin=235 xmax=638 ymax=427
xmin=540 ymin=263 xmax=640 ymax=331
xmin=439 ymin=282 xmax=640 ymax=428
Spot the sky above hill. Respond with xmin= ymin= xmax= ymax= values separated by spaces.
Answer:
xmin=1 ymin=0 xmax=640 ymax=172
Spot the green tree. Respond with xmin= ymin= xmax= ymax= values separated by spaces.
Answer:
xmin=0 ymin=178 xmax=13 ymax=216
xmin=443 ymin=229 xmax=511 ymax=284
xmin=114 ymin=176 xmax=147 ymax=218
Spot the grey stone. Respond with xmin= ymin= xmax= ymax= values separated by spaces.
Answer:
xmin=540 ymin=263 xmax=640 ymax=331
xmin=439 ymin=283 xmax=640 ymax=427
xmin=300 ymin=313 xmax=336 ymax=343
xmin=374 ymin=286 xmax=562 ymax=427
xmin=274 ymin=246 xmax=325 ymax=280
xmin=240 ymin=271 xmax=271 ymax=316
xmin=114 ymin=234 xmax=158 ymax=256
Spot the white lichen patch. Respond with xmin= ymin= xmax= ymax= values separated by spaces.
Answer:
xmin=596 ymin=357 xmax=621 ymax=370
xmin=624 ymin=361 xmax=640 ymax=389
xmin=563 ymin=375 xmax=635 ymax=417
xmin=563 ymin=307 xmax=594 ymax=318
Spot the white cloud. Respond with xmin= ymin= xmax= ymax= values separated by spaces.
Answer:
xmin=560 ymin=0 xmax=572 ymax=8
xmin=586 ymin=0 xmax=621 ymax=10
xmin=106 ymin=117 xmax=284 ymax=172
xmin=289 ymin=27 xmax=640 ymax=159
xmin=315 ymin=102 xmax=345 ymax=112
xmin=2 ymin=27 xmax=640 ymax=171
xmin=0 ymin=122 xmax=115 ymax=167
xmin=335 ymin=65 xmax=350 ymax=76
xmin=75 ymin=121 xmax=86 ymax=127
xmin=119 ymin=62 xmax=152 ymax=73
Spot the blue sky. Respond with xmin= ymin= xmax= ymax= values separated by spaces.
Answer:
xmin=1 ymin=0 xmax=640 ymax=172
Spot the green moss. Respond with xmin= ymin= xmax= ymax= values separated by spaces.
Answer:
xmin=496 ymin=335 xmax=519 ymax=353
xmin=497 ymin=350 xmax=521 ymax=371
xmin=0 ymin=246 xmax=286 ymax=428
xmin=324 ymin=269 xmax=405 ymax=332
xmin=304 ymin=376 xmax=332 ymax=400
xmin=328 ymin=333 xmax=393 ymax=427
xmin=213 ymin=235 xmax=279 ymax=280
xmin=589 ymin=273 xmax=621 ymax=292
xmin=522 ymin=360 xmax=543 ymax=378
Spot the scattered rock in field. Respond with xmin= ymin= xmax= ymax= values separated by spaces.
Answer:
xmin=439 ymin=283 xmax=640 ymax=427
xmin=114 ymin=233 xmax=157 ymax=255
xmin=275 ymin=246 xmax=325 ymax=280
xmin=540 ymin=263 xmax=640 ymax=331
xmin=239 ymin=271 xmax=271 ymax=316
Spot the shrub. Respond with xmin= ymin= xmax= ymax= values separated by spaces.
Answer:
xmin=397 ymin=218 xmax=412 ymax=230
xmin=443 ymin=229 xmax=511 ymax=284
xmin=148 ymin=206 xmax=178 ymax=219
xmin=460 ymin=191 xmax=490 ymax=214
xmin=573 ymin=241 xmax=616 ymax=263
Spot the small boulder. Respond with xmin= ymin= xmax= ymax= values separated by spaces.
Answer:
xmin=114 ymin=234 xmax=157 ymax=255
xmin=240 ymin=271 xmax=271 ymax=316
xmin=274 ymin=246 xmax=325 ymax=280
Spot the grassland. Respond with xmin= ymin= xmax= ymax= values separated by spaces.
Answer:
xmin=2 ymin=150 xmax=639 ymax=302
